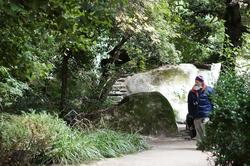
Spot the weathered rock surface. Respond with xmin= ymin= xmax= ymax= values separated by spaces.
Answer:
xmin=111 ymin=92 xmax=177 ymax=135
xmin=109 ymin=63 xmax=221 ymax=122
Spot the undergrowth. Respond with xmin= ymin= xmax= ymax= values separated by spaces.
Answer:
xmin=0 ymin=112 xmax=149 ymax=166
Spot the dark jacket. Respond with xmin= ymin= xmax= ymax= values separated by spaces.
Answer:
xmin=188 ymin=86 xmax=214 ymax=119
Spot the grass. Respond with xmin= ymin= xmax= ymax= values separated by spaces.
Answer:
xmin=0 ymin=112 xmax=149 ymax=165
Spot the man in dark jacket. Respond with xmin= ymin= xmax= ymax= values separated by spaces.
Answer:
xmin=188 ymin=75 xmax=214 ymax=141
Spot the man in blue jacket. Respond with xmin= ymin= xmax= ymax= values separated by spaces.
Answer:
xmin=188 ymin=75 xmax=214 ymax=141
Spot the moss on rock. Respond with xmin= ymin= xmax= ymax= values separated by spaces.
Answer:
xmin=112 ymin=92 xmax=177 ymax=135
xmin=151 ymin=67 xmax=189 ymax=86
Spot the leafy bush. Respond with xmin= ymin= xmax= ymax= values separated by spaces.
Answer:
xmin=0 ymin=112 xmax=148 ymax=165
xmin=0 ymin=66 xmax=29 ymax=109
xmin=201 ymin=71 xmax=250 ymax=166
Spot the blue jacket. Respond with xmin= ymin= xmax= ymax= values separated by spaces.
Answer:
xmin=188 ymin=86 xmax=214 ymax=119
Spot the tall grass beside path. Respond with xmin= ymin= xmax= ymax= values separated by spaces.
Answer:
xmin=0 ymin=112 xmax=149 ymax=166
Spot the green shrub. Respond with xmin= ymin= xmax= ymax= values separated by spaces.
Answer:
xmin=201 ymin=71 xmax=250 ymax=166
xmin=0 ymin=112 xmax=148 ymax=165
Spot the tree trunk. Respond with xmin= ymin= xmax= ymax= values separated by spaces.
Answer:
xmin=59 ymin=54 xmax=70 ymax=116
xmin=224 ymin=1 xmax=242 ymax=47
xmin=108 ymin=35 xmax=131 ymax=62
xmin=98 ymin=69 xmax=123 ymax=101
xmin=98 ymin=35 xmax=131 ymax=101
xmin=222 ymin=1 xmax=243 ymax=69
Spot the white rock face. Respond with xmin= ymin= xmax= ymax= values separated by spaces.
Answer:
xmin=236 ymin=57 xmax=250 ymax=75
xmin=124 ymin=63 xmax=221 ymax=122
xmin=236 ymin=57 xmax=250 ymax=87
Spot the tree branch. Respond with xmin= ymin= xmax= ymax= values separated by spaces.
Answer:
xmin=108 ymin=34 xmax=132 ymax=63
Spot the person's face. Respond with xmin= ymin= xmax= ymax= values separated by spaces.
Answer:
xmin=195 ymin=80 xmax=202 ymax=87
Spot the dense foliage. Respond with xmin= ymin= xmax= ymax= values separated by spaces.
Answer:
xmin=201 ymin=71 xmax=250 ymax=166
xmin=172 ymin=0 xmax=250 ymax=66
xmin=0 ymin=0 xmax=249 ymax=164
xmin=0 ymin=0 xmax=249 ymax=115
xmin=0 ymin=0 xmax=184 ymax=114
xmin=0 ymin=112 xmax=148 ymax=165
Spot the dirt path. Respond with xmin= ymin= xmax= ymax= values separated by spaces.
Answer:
xmin=81 ymin=137 xmax=213 ymax=166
